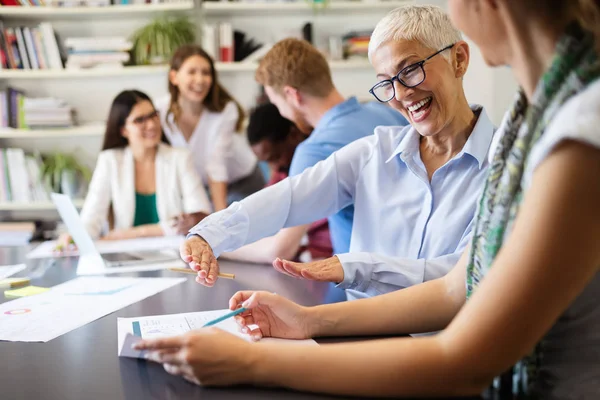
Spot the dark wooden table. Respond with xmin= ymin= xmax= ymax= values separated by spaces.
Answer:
xmin=0 ymin=246 xmax=487 ymax=400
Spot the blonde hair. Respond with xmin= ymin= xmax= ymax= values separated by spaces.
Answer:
xmin=368 ymin=5 xmax=463 ymax=61
xmin=255 ymin=38 xmax=334 ymax=97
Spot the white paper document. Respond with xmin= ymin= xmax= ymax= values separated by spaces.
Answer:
xmin=118 ymin=309 xmax=317 ymax=358
xmin=0 ymin=277 xmax=185 ymax=342
xmin=0 ymin=264 xmax=26 ymax=279
xmin=26 ymin=236 xmax=185 ymax=259
xmin=77 ymin=260 xmax=185 ymax=276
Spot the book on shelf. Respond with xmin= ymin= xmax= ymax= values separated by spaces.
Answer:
xmin=0 ymin=22 xmax=63 ymax=70
xmin=204 ymin=22 xmax=265 ymax=64
xmin=342 ymin=30 xmax=371 ymax=60
xmin=0 ymin=148 xmax=52 ymax=204
xmin=219 ymin=22 xmax=234 ymax=63
xmin=64 ymin=36 xmax=131 ymax=69
xmin=0 ymin=88 xmax=75 ymax=129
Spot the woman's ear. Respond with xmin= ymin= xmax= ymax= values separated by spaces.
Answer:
xmin=120 ymin=125 xmax=129 ymax=139
xmin=168 ymin=69 xmax=178 ymax=87
xmin=453 ymin=41 xmax=470 ymax=79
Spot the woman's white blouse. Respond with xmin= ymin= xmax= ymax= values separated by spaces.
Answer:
xmin=156 ymin=96 xmax=257 ymax=185
xmin=80 ymin=144 xmax=212 ymax=239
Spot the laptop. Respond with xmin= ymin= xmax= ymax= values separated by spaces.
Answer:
xmin=51 ymin=193 xmax=179 ymax=272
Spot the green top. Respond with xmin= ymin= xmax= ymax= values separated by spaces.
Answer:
xmin=133 ymin=192 xmax=159 ymax=227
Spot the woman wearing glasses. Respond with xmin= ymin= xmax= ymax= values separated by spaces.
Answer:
xmin=136 ymin=1 xmax=599 ymax=398
xmin=57 ymin=90 xmax=211 ymax=248
xmin=175 ymin=6 xmax=493 ymax=297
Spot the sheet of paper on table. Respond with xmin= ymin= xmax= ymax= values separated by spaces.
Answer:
xmin=26 ymin=236 xmax=185 ymax=259
xmin=118 ymin=309 xmax=317 ymax=358
xmin=0 ymin=277 xmax=185 ymax=342
xmin=0 ymin=264 xmax=26 ymax=279
xmin=76 ymin=259 xmax=188 ymax=276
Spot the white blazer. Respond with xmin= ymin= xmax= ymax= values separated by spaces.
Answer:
xmin=156 ymin=97 xmax=257 ymax=184
xmin=80 ymin=143 xmax=212 ymax=239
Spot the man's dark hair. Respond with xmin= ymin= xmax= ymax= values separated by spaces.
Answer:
xmin=247 ymin=103 xmax=294 ymax=145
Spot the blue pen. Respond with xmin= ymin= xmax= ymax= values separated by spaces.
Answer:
xmin=202 ymin=307 xmax=247 ymax=327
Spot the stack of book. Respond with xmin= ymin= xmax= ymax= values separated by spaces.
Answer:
xmin=23 ymin=97 xmax=75 ymax=129
xmin=0 ymin=23 xmax=63 ymax=70
xmin=0 ymin=148 xmax=50 ymax=203
xmin=342 ymin=30 xmax=371 ymax=60
xmin=0 ymin=88 xmax=75 ymax=129
xmin=203 ymin=23 xmax=265 ymax=63
xmin=202 ymin=23 xmax=234 ymax=63
xmin=64 ymin=37 xmax=131 ymax=69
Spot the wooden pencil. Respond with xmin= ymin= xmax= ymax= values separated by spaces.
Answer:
xmin=168 ymin=267 xmax=235 ymax=279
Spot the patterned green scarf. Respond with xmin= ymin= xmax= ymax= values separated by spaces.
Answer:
xmin=465 ymin=24 xmax=600 ymax=394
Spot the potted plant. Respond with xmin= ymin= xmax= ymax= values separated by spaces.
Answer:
xmin=41 ymin=152 xmax=91 ymax=198
xmin=130 ymin=16 xmax=195 ymax=66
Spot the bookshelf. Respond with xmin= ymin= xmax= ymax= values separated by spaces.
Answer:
xmin=0 ymin=59 xmax=372 ymax=79
xmin=0 ymin=3 xmax=195 ymax=19
xmin=0 ymin=199 xmax=84 ymax=211
xmin=0 ymin=0 xmax=408 ymax=215
xmin=203 ymin=1 xmax=409 ymax=15
xmin=0 ymin=0 xmax=410 ymax=19
xmin=0 ymin=123 xmax=104 ymax=139
xmin=0 ymin=65 xmax=169 ymax=79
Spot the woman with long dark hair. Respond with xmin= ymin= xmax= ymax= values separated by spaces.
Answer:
xmin=58 ymin=90 xmax=211 ymax=245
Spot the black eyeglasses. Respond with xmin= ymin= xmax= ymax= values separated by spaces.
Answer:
xmin=369 ymin=44 xmax=455 ymax=103
xmin=128 ymin=110 xmax=159 ymax=126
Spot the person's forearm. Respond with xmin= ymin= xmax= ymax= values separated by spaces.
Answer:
xmin=188 ymin=211 xmax=209 ymax=224
xmin=222 ymin=235 xmax=298 ymax=264
xmin=209 ymin=180 xmax=228 ymax=211
xmin=222 ymin=226 xmax=307 ymax=263
xmin=251 ymin=337 xmax=485 ymax=398
xmin=134 ymin=224 xmax=164 ymax=237
xmin=311 ymin=274 xmax=464 ymax=338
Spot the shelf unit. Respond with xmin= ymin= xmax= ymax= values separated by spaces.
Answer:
xmin=0 ymin=123 xmax=105 ymax=139
xmin=0 ymin=0 xmax=408 ymax=19
xmin=0 ymin=199 xmax=84 ymax=211
xmin=0 ymin=1 xmax=405 ymax=215
xmin=203 ymin=1 xmax=409 ymax=15
xmin=0 ymin=65 xmax=169 ymax=79
xmin=0 ymin=59 xmax=372 ymax=79
xmin=0 ymin=2 xmax=195 ymax=19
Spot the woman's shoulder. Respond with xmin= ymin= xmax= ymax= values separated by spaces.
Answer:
xmin=551 ymin=78 xmax=600 ymax=128
xmin=217 ymin=101 xmax=239 ymax=118
xmin=93 ymin=148 xmax=126 ymax=172
xmin=97 ymin=147 xmax=125 ymax=161
xmin=541 ymin=78 xmax=600 ymax=149
xmin=525 ymin=78 xmax=600 ymax=185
